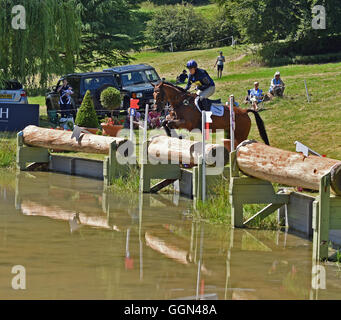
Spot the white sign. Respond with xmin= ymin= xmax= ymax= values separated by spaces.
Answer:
xmin=0 ymin=107 xmax=9 ymax=122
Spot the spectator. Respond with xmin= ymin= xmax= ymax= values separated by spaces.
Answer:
xmin=214 ymin=51 xmax=225 ymax=79
xmin=148 ymin=105 xmax=161 ymax=129
xmin=57 ymin=79 xmax=73 ymax=118
xmin=269 ymin=71 xmax=285 ymax=97
xmin=176 ymin=70 xmax=188 ymax=84
xmin=124 ymin=108 xmax=142 ymax=129
xmin=248 ymin=81 xmax=264 ymax=111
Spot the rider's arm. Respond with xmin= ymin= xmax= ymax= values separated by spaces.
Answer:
xmin=199 ymin=76 xmax=211 ymax=90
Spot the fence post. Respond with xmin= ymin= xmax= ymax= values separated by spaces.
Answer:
xmin=304 ymin=79 xmax=311 ymax=103
xmin=201 ymin=111 xmax=206 ymax=202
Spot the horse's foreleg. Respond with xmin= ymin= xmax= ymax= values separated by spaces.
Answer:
xmin=162 ymin=120 xmax=172 ymax=137
xmin=166 ymin=119 xmax=188 ymax=139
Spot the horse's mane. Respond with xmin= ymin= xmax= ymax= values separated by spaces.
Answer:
xmin=162 ymin=81 xmax=188 ymax=93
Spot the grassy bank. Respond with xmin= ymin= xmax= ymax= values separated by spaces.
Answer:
xmin=0 ymin=133 xmax=17 ymax=169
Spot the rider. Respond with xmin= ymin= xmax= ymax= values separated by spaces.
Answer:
xmin=184 ymin=60 xmax=215 ymax=110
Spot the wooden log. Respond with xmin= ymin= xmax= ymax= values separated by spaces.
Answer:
xmin=148 ymin=135 xmax=229 ymax=166
xmin=236 ymin=140 xmax=341 ymax=195
xmin=22 ymin=125 xmax=127 ymax=154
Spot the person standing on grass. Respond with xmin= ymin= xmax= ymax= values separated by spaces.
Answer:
xmin=57 ymin=79 xmax=73 ymax=118
xmin=214 ymin=51 xmax=225 ymax=79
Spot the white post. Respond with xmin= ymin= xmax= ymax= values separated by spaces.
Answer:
xmin=143 ymin=104 xmax=149 ymax=143
xmin=229 ymin=95 xmax=235 ymax=152
xmin=202 ymin=111 xmax=206 ymax=202
xmin=304 ymin=79 xmax=311 ymax=103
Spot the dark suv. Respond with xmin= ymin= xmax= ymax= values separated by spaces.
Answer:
xmin=103 ymin=64 xmax=160 ymax=109
xmin=45 ymin=72 xmax=120 ymax=121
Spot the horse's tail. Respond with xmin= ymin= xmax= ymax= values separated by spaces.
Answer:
xmin=247 ymin=109 xmax=270 ymax=145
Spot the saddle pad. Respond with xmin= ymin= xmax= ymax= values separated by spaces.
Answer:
xmin=210 ymin=105 xmax=224 ymax=117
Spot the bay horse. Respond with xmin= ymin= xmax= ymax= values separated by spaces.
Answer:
xmin=152 ymin=81 xmax=270 ymax=146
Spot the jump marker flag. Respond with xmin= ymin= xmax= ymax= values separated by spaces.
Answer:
xmin=205 ymin=111 xmax=212 ymax=140
xmin=129 ymin=98 xmax=140 ymax=141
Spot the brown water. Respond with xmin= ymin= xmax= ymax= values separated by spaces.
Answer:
xmin=0 ymin=171 xmax=341 ymax=300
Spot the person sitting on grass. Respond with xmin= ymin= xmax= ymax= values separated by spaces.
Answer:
xmin=269 ymin=71 xmax=285 ymax=97
xmin=176 ymin=70 xmax=188 ymax=84
xmin=245 ymin=81 xmax=264 ymax=111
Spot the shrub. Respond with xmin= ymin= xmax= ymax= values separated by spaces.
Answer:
xmin=100 ymin=87 xmax=122 ymax=110
xmin=75 ymin=90 xmax=99 ymax=128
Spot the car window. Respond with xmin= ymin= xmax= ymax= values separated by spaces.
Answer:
xmin=145 ymin=69 xmax=159 ymax=82
xmin=120 ymin=71 xmax=147 ymax=86
xmin=82 ymin=76 xmax=116 ymax=94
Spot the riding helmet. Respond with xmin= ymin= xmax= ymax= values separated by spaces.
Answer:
xmin=186 ymin=60 xmax=198 ymax=69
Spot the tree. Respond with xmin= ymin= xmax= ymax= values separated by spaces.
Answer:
xmin=75 ymin=90 xmax=99 ymax=128
xmin=146 ymin=4 xmax=205 ymax=51
xmin=77 ymin=0 xmax=145 ymax=69
xmin=0 ymin=0 xmax=81 ymax=86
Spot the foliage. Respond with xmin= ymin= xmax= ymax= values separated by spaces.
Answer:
xmin=77 ymin=0 xmax=145 ymax=69
xmin=203 ymin=8 xmax=239 ymax=47
xmin=100 ymin=87 xmax=122 ymax=110
xmin=0 ymin=0 xmax=81 ymax=87
xmin=148 ymin=0 xmax=210 ymax=4
xmin=75 ymin=90 xmax=99 ymax=128
xmin=146 ymin=4 xmax=205 ymax=51
xmin=259 ymin=35 xmax=341 ymax=66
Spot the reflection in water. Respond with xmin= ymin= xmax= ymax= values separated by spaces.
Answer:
xmin=0 ymin=171 xmax=340 ymax=299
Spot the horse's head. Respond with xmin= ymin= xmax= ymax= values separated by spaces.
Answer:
xmin=152 ymin=81 xmax=166 ymax=112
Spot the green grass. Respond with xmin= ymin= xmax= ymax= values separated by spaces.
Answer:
xmin=0 ymin=132 xmax=17 ymax=169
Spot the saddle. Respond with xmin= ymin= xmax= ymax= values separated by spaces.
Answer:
xmin=196 ymin=98 xmax=222 ymax=112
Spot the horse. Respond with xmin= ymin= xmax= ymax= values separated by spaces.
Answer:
xmin=152 ymin=81 xmax=270 ymax=146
